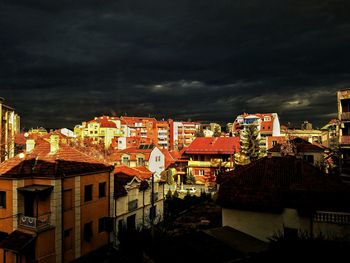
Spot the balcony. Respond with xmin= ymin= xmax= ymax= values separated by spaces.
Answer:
xmin=341 ymin=136 xmax=350 ymax=145
xmin=314 ymin=211 xmax=350 ymax=225
xmin=188 ymin=160 xmax=233 ymax=168
xmin=18 ymin=213 xmax=51 ymax=231
xmin=341 ymin=112 xmax=350 ymax=121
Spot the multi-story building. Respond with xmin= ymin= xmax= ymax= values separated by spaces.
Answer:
xmin=170 ymin=121 xmax=200 ymax=150
xmin=155 ymin=121 xmax=170 ymax=149
xmin=0 ymin=134 xmax=114 ymax=263
xmin=113 ymin=166 xmax=164 ymax=246
xmin=0 ymin=98 xmax=20 ymax=163
xmin=184 ymin=137 xmax=240 ymax=185
xmin=337 ymin=89 xmax=350 ymax=178
xmin=109 ymin=145 xmax=165 ymax=181
xmin=233 ymin=113 xmax=281 ymax=156
xmin=120 ymin=116 xmax=156 ymax=142
xmin=74 ymin=116 xmax=122 ymax=149
xmin=321 ymin=119 xmax=339 ymax=150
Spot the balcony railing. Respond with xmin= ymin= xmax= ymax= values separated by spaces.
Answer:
xmin=341 ymin=135 xmax=350 ymax=145
xmin=188 ymin=160 xmax=233 ymax=168
xmin=341 ymin=112 xmax=350 ymax=121
xmin=18 ymin=213 xmax=51 ymax=230
xmin=314 ymin=211 xmax=350 ymax=225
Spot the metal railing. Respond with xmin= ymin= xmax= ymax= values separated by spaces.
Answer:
xmin=18 ymin=212 xmax=51 ymax=230
xmin=341 ymin=112 xmax=350 ymax=120
xmin=314 ymin=211 xmax=350 ymax=225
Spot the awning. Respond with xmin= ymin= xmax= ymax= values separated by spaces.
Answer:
xmin=0 ymin=230 xmax=35 ymax=253
xmin=17 ymin=184 xmax=53 ymax=195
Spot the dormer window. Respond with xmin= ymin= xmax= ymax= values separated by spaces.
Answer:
xmin=264 ymin=116 xmax=271 ymax=121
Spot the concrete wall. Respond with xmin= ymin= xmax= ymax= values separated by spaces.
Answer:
xmin=222 ymin=208 xmax=311 ymax=241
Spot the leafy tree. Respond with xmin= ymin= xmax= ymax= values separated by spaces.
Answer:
xmin=235 ymin=122 xmax=260 ymax=165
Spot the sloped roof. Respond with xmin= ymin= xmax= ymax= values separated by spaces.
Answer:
xmin=268 ymin=137 xmax=325 ymax=153
xmin=109 ymin=147 xmax=153 ymax=161
xmin=0 ymin=230 xmax=35 ymax=253
xmin=114 ymin=165 xmax=152 ymax=198
xmin=0 ymin=139 xmax=113 ymax=178
xmin=185 ymin=137 xmax=240 ymax=155
xmin=217 ymin=156 xmax=350 ymax=213
xmin=114 ymin=165 xmax=152 ymax=180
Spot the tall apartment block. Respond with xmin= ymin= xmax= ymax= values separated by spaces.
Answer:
xmin=337 ymin=89 xmax=350 ymax=178
xmin=0 ymin=98 xmax=20 ymax=163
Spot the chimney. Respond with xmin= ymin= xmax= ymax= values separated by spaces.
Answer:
xmin=50 ymin=134 xmax=60 ymax=154
xmin=26 ymin=139 xmax=35 ymax=152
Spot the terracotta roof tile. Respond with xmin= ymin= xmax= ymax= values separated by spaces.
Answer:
xmin=217 ymin=156 xmax=350 ymax=213
xmin=185 ymin=137 xmax=240 ymax=155
xmin=0 ymin=139 xmax=112 ymax=177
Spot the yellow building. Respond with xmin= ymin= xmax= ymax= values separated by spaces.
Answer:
xmin=0 ymin=98 xmax=20 ymax=163
xmin=74 ymin=116 xmax=122 ymax=149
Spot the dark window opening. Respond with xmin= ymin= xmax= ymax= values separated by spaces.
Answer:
xmin=0 ymin=191 xmax=6 ymax=208
xmin=99 ymin=182 xmax=106 ymax=198
xmin=84 ymin=184 xmax=93 ymax=202
xmin=84 ymin=222 xmax=93 ymax=242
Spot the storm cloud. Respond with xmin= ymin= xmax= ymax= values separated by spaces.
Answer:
xmin=1 ymin=0 xmax=350 ymax=129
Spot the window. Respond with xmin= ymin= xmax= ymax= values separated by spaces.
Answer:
xmin=0 ymin=191 xmax=6 ymax=208
xmin=272 ymin=140 xmax=277 ymax=146
xmin=198 ymin=170 xmax=205 ymax=176
xmin=127 ymin=215 xmax=136 ymax=231
xmin=118 ymin=219 xmax=124 ymax=233
xmin=84 ymin=185 xmax=93 ymax=202
xmin=304 ymin=155 xmax=314 ymax=164
xmin=98 ymin=182 xmax=106 ymax=198
xmin=137 ymin=157 xmax=144 ymax=166
xmin=98 ymin=217 xmax=107 ymax=233
xmin=149 ymin=205 xmax=157 ymax=221
xmin=64 ymin=228 xmax=73 ymax=251
xmin=63 ymin=189 xmax=72 ymax=211
xmin=122 ymin=156 xmax=129 ymax=165
xmin=84 ymin=222 xmax=93 ymax=242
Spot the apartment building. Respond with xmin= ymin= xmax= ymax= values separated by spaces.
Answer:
xmin=114 ymin=166 xmax=164 ymax=246
xmin=109 ymin=145 xmax=165 ymax=181
xmin=337 ymin=89 xmax=350 ymax=178
xmin=233 ymin=113 xmax=280 ymax=156
xmin=169 ymin=121 xmax=200 ymax=150
xmin=0 ymin=98 xmax=20 ymax=163
xmin=0 ymin=134 xmax=114 ymax=263
xmin=184 ymin=137 xmax=240 ymax=185
xmin=74 ymin=116 xmax=122 ymax=149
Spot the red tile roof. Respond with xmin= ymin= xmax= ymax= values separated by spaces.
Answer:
xmin=268 ymin=137 xmax=325 ymax=153
xmin=114 ymin=165 xmax=152 ymax=180
xmin=185 ymin=137 xmax=240 ymax=155
xmin=109 ymin=146 xmax=153 ymax=161
xmin=0 ymin=139 xmax=113 ymax=177
xmin=217 ymin=156 xmax=350 ymax=213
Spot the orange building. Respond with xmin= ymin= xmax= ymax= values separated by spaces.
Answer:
xmin=0 ymin=134 xmax=114 ymax=263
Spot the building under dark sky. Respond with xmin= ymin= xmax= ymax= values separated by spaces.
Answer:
xmin=1 ymin=0 xmax=350 ymax=129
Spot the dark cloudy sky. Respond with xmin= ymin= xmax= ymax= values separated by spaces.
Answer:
xmin=1 ymin=0 xmax=350 ymax=130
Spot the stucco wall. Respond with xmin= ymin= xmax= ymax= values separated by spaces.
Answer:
xmin=222 ymin=208 xmax=311 ymax=241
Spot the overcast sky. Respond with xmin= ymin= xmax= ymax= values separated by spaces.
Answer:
xmin=1 ymin=0 xmax=350 ymax=130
